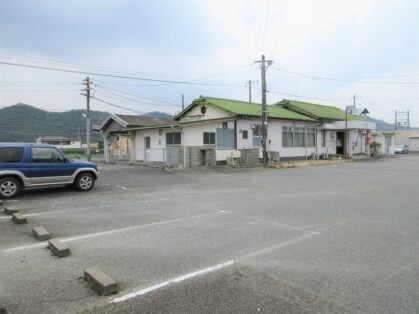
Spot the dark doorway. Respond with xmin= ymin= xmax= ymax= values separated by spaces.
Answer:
xmin=336 ymin=132 xmax=344 ymax=155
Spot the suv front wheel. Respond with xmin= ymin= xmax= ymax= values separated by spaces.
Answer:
xmin=74 ymin=173 xmax=95 ymax=192
xmin=0 ymin=177 xmax=21 ymax=199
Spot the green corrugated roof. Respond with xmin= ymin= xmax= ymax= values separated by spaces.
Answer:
xmin=277 ymin=99 xmax=362 ymax=121
xmin=187 ymin=96 xmax=317 ymax=122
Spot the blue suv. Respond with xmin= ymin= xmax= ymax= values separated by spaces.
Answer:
xmin=0 ymin=143 xmax=99 ymax=198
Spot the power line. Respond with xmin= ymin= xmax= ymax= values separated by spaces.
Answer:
xmin=95 ymin=87 xmax=180 ymax=110
xmin=0 ymin=61 xmax=245 ymax=87
xmin=0 ymin=81 xmax=80 ymax=86
xmin=90 ymin=96 xmax=145 ymax=114
xmin=95 ymin=84 xmax=181 ymax=107
xmin=267 ymin=89 xmax=351 ymax=103
xmin=274 ymin=67 xmax=419 ymax=85
xmin=0 ymin=89 xmax=80 ymax=93
xmin=260 ymin=0 xmax=271 ymax=55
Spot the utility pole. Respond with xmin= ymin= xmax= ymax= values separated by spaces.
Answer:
xmin=82 ymin=77 xmax=92 ymax=161
xmin=182 ymin=94 xmax=185 ymax=110
xmin=245 ymin=80 xmax=258 ymax=103
xmin=254 ymin=55 xmax=273 ymax=166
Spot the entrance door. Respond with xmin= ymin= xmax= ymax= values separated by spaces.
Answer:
xmin=336 ymin=132 xmax=345 ymax=155
xmin=144 ymin=136 xmax=151 ymax=162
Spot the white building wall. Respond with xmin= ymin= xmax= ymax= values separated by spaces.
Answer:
xmin=55 ymin=141 xmax=82 ymax=149
xmin=267 ymin=120 xmax=319 ymax=158
xmin=236 ymin=120 xmax=254 ymax=149
xmin=135 ymin=129 xmax=166 ymax=162
xmin=182 ymin=121 xmax=236 ymax=161
xmin=179 ymin=104 xmax=233 ymax=123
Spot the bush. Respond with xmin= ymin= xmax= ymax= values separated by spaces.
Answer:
xmin=370 ymin=141 xmax=382 ymax=157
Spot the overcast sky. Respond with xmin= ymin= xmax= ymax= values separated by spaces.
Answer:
xmin=0 ymin=0 xmax=418 ymax=125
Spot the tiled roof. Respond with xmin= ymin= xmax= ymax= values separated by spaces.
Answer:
xmin=115 ymin=114 xmax=173 ymax=126
xmin=183 ymin=96 xmax=317 ymax=122
xmin=277 ymin=99 xmax=362 ymax=121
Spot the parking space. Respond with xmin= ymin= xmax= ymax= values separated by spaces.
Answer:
xmin=1 ymin=156 xmax=419 ymax=313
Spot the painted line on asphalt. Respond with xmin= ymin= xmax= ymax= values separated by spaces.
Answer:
xmin=109 ymin=232 xmax=319 ymax=303
xmin=116 ymin=185 xmax=128 ymax=190
xmin=224 ymin=211 xmax=320 ymax=235
xmin=110 ymin=260 xmax=235 ymax=303
xmin=3 ymin=210 xmax=225 ymax=253
xmin=0 ymin=210 xmax=65 ymax=220
xmin=239 ymin=233 xmax=318 ymax=260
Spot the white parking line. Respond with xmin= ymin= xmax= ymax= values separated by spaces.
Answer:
xmin=3 ymin=210 xmax=225 ymax=253
xmin=109 ymin=232 xmax=319 ymax=304
xmin=110 ymin=260 xmax=235 ymax=303
xmin=224 ymin=211 xmax=319 ymax=235
xmin=239 ymin=233 xmax=318 ymax=260
xmin=0 ymin=210 xmax=65 ymax=220
xmin=116 ymin=185 xmax=128 ymax=190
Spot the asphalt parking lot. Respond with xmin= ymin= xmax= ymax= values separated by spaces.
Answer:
xmin=1 ymin=155 xmax=418 ymax=314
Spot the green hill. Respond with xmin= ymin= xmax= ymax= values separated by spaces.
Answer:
xmin=0 ymin=104 xmax=107 ymax=143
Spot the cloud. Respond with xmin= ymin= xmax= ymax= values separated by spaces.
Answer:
xmin=0 ymin=0 xmax=418 ymax=124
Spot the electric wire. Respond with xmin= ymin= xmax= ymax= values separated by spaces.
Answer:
xmin=95 ymin=84 xmax=180 ymax=107
xmin=274 ymin=67 xmax=419 ymax=85
xmin=0 ymin=61 xmax=245 ymax=87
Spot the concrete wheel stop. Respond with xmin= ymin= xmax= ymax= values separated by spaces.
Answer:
xmin=12 ymin=213 xmax=27 ymax=224
xmin=84 ymin=267 xmax=119 ymax=296
xmin=4 ymin=207 xmax=18 ymax=215
xmin=32 ymin=226 xmax=52 ymax=241
xmin=48 ymin=238 xmax=70 ymax=257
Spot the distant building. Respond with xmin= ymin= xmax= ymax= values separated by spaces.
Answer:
xmin=36 ymin=136 xmax=82 ymax=149
xmin=395 ymin=130 xmax=419 ymax=152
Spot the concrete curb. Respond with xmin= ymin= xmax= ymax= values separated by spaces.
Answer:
xmin=84 ymin=267 xmax=118 ymax=296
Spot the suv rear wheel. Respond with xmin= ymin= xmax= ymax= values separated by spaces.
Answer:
xmin=0 ymin=177 xmax=21 ymax=199
xmin=74 ymin=173 xmax=95 ymax=192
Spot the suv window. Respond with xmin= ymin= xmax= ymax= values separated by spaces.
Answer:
xmin=32 ymin=147 xmax=64 ymax=163
xmin=0 ymin=147 xmax=24 ymax=163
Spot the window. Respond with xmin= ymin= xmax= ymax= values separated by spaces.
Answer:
xmin=166 ymin=132 xmax=181 ymax=145
xmin=0 ymin=147 xmax=24 ymax=163
xmin=282 ymin=126 xmax=293 ymax=147
xmin=32 ymin=148 xmax=64 ymax=163
xmin=321 ymin=130 xmax=326 ymax=147
xmin=200 ymin=106 xmax=207 ymax=114
xmin=294 ymin=127 xmax=305 ymax=147
xmin=222 ymin=122 xmax=228 ymax=129
xmin=306 ymin=128 xmax=315 ymax=147
xmin=242 ymin=130 xmax=248 ymax=139
xmin=282 ymin=126 xmax=315 ymax=147
xmin=159 ymin=129 xmax=163 ymax=136
xmin=253 ymin=125 xmax=262 ymax=147
xmin=216 ymin=128 xmax=234 ymax=149
xmin=203 ymin=132 xmax=216 ymax=145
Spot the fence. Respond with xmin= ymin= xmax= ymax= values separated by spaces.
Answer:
xmin=61 ymin=148 xmax=105 ymax=161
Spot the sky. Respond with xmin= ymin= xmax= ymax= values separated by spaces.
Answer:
xmin=0 ymin=0 xmax=418 ymax=125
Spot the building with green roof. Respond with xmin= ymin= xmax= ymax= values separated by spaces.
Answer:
xmin=99 ymin=95 xmax=376 ymax=167
xmin=276 ymin=99 xmax=362 ymax=121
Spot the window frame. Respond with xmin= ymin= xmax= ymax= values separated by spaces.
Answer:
xmin=216 ymin=128 xmax=234 ymax=150
xmin=203 ymin=132 xmax=216 ymax=145
xmin=166 ymin=132 xmax=182 ymax=145
xmin=31 ymin=147 xmax=65 ymax=163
